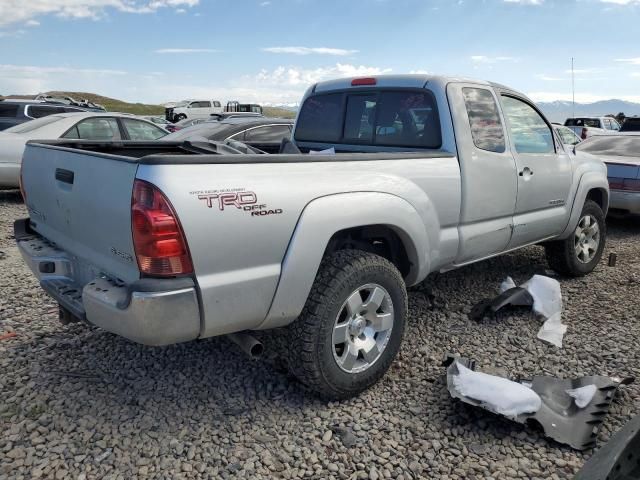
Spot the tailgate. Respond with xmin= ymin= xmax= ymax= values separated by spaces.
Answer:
xmin=21 ymin=143 xmax=140 ymax=284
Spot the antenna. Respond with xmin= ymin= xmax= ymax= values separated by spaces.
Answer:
xmin=571 ymin=57 xmax=575 ymax=118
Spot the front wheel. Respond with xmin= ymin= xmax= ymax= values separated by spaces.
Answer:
xmin=287 ymin=249 xmax=407 ymax=400
xmin=545 ymin=199 xmax=606 ymax=276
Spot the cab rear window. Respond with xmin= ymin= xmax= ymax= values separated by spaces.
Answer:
xmin=295 ymin=89 xmax=442 ymax=149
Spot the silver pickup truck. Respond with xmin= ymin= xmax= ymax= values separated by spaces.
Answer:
xmin=16 ymin=75 xmax=609 ymax=399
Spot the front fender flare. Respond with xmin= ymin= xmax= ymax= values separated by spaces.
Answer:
xmin=557 ymin=171 xmax=609 ymax=240
xmin=258 ymin=192 xmax=432 ymax=330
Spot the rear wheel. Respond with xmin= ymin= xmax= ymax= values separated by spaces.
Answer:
xmin=287 ymin=250 xmax=407 ymax=399
xmin=545 ymin=200 xmax=606 ymax=276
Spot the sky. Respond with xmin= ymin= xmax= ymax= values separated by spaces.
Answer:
xmin=0 ymin=0 xmax=639 ymax=106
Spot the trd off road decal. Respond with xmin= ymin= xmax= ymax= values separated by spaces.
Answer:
xmin=191 ymin=187 xmax=283 ymax=217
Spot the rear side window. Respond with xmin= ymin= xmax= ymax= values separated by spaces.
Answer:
xmin=295 ymin=90 xmax=441 ymax=148
xmin=65 ymin=117 xmax=121 ymax=140
xmin=0 ymin=104 xmax=19 ymax=118
xmin=28 ymin=105 xmax=66 ymax=118
xmin=462 ymin=88 xmax=506 ymax=153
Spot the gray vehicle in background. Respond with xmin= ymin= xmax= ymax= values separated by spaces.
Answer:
xmin=577 ymin=134 xmax=640 ymax=215
xmin=16 ymin=74 xmax=609 ymax=399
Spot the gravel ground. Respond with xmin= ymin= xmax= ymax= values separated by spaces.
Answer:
xmin=1 ymin=189 xmax=639 ymax=480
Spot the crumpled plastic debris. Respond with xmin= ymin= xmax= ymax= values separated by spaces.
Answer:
xmin=473 ymin=275 xmax=567 ymax=347
xmin=443 ymin=354 xmax=635 ymax=450
xmin=451 ymin=361 xmax=541 ymax=418
xmin=566 ymin=384 xmax=597 ymax=408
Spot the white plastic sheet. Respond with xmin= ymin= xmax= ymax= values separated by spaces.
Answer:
xmin=452 ymin=362 xmax=542 ymax=418
xmin=501 ymin=275 xmax=567 ymax=347
xmin=566 ymin=384 xmax=597 ymax=408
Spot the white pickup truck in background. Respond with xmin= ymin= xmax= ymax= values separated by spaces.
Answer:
xmin=564 ymin=116 xmax=621 ymax=139
xmin=165 ymin=99 xmax=223 ymax=122
xmin=17 ymin=74 xmax=609 ymax=399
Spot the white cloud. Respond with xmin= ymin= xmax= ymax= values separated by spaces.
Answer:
xmin=616 ymin=57 xmax=640 ymax=65
xmin=260 ymin=1 xmax=271 ymax=5
xmin=600 ymin=0 xmax=640 ymax=4
xmin=409 ymin=69 xmax=430 ymax=74
xmin=252 ymin=63 xmax=391 ymax=87
xmin=563 ymin=67 xmax=603 ymax=74
xmin=536 ymin=74 xmax=563 ymax=81
xmin=504 ymin=0 xmax=543 ymax=4
xmin=25 ymin=19 xmax=40 ymax=26
xmin=471 ymin=55 xmax=518 ymax=64
xmin=0 ymin=0 xmax=199 ymax=27
xmin=154 ymin=48 xmax=218 ymax=54
xmin=262 ymin=47 xmax=358 ymax=56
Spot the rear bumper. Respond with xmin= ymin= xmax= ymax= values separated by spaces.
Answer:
xmin=14 ymin=218 xmax=201 ymax=346
xmin=609 ymin=190 xmax=640 ymax=214
xmin=0 ymin=162 xmax=19 ymax=188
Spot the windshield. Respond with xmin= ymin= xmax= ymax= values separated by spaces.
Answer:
xmin=5 ymin=115 xmax=65 ymax=133
xmin=576 ymin=135 xmax=640 ymax=157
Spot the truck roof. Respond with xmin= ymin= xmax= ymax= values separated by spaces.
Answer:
xmin=313 ymin=74 xmax=500 ymax=92
xmin=311 ymin=74 xmax=525 ymax=99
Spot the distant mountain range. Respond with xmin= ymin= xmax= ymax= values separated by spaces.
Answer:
xmin=537 ymin=99 xmax=640 ymax=123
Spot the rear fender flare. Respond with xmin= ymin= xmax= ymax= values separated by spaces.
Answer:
xmin=258 ymin=192 xmax=432 ymax=330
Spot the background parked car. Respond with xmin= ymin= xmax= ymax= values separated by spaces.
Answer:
xmin=553 ymin=124 xmax=582 ymax=150
xmin=165 ymin=99 xmax=223 ymax=122
xmin=564 ymin=116 xmax=621 ymax=139
xmin=0 ymin=99 xmax=88 ymax=130
xmin=162 ymin=117 xmax=293 ymax=153
xmin=0 ymin=112 xmax=167 ymax=188
xmin=35 ymin=94 xmax=106 ymax=112
xmin=576 ymin=134 xmax=640 ymax=215
xmin=620 ymin=117 xmax=640 ymax=132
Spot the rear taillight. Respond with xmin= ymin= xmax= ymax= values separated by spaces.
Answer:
xmin=608 ymin=177 xmax=640 ymax=192
xmin=351 ymin=77 xmax=377 ymax=86
xmin=131 ymin=179 xmax=193 ymax=277
xmin=581 ymin=128 xmax=588 ymax=140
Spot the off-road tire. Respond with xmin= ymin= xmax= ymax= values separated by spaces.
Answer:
xmin=176 ymin=114 xmax=187 ymax=121
xmin=545 ymin=200 xmax=606 ymax=276
xmin=287 ymin=249 xmax=407 ymax=400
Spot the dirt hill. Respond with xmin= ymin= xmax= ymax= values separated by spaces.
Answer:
xmin=0 ymin=91 xmax=296 ymax=118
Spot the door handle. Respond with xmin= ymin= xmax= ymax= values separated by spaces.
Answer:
xmin=519 ymin=167 xmax=534 ymax=177
xmin=55 ymin=168 xmax=74 ymax=184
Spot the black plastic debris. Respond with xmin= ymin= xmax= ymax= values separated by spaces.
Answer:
xmin=574 ymin=414 xmax=640 ymax=479
xmin=443 ymin=354 xmax=634 ymax=450
xmin=469 ymin=287 xmax=534 ymax=321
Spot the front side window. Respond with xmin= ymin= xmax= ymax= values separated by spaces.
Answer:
xmin=462 ymin=87 xmax=506 ymax=153
xmin=122 ymin=118 xmax=166 ymax=140
xmin=556 ymin=126 xmax=580 ymax=145
xmin=66 ymin=117 xmax=121 ymax=140
xmin=501 ymin=96 xmax=554 ymax=154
